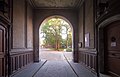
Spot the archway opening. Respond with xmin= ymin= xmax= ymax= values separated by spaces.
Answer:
xmin=39 ymin=16 xmax=73 ymax=61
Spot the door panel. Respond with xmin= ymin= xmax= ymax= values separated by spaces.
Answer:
xmin=105 ymin=21 xmax=120 ymax=77
xmin=0 ymin=25 xmax=6 ymax=77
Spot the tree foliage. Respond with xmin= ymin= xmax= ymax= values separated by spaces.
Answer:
xmin=40 ymin=18 xmax=72 ymax=50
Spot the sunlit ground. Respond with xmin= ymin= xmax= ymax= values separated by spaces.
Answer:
xmin=39 ymin=48 xmax=73 ymax=61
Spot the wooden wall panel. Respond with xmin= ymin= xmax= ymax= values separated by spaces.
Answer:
xmin=0 ymin=25 xmax=6 ymax=77
xmin=79 ymin=50 xmax=97 ymax=72
xmin=10 ymin=50 xmax=33 ymax=74
xmin=0 ymin=30 xmax=2 ymax=51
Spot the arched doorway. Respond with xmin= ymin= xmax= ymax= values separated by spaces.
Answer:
xmin=98 ymin=15 xmax=120 ymax=77
xmin=39 ymin=15 xmax=73 ymax=61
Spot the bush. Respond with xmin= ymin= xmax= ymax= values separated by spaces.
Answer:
xmin=65 ymin=48 xmax=72 ymax=52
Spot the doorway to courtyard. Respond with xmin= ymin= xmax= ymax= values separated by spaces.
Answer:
xmin=39 ymin=16 xmax=73 ymax=61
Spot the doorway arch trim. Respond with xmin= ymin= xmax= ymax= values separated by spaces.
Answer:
xmin=98 ymin=14 xmax=120 ymax=73
xmin=39 ymin=15 xmax=75 ymax=61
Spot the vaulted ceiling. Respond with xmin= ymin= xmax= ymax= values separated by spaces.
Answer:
xmin=29 ymin=0 xmax=83 ymax=9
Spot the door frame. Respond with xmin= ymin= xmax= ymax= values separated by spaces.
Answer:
xmin=98 ymin=15 xmax=120 ymax=74
xmin=0 ymin=21 xmax=10 ymax=77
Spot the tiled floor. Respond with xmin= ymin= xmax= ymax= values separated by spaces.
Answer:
xmin=34 ymin=61 xmax=77 ymax=77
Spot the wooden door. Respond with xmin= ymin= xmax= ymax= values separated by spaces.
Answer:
xmin=105 ymin=21 xmax=120 ymax=77
xmin=0 ymin=25 xmax=6 ymax=77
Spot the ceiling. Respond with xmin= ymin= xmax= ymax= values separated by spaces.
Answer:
xmin=29 ymin=0 xmax=83 ymax=9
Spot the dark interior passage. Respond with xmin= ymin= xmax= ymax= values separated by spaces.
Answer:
xmin=0 ymin=0 xmax=120 ymax=77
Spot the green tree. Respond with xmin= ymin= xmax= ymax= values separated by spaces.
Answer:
xmin=40 ymin=18 xmax=72 ymax=50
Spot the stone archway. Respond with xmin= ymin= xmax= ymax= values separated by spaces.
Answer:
xmin=39 ymin=15 xmax=73 ymax=60
xmin=33 ymin=13 xmax=79 ymax=62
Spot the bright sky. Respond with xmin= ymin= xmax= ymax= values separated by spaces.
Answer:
xmin=61 ymin=26 xmax=67 ymax=39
